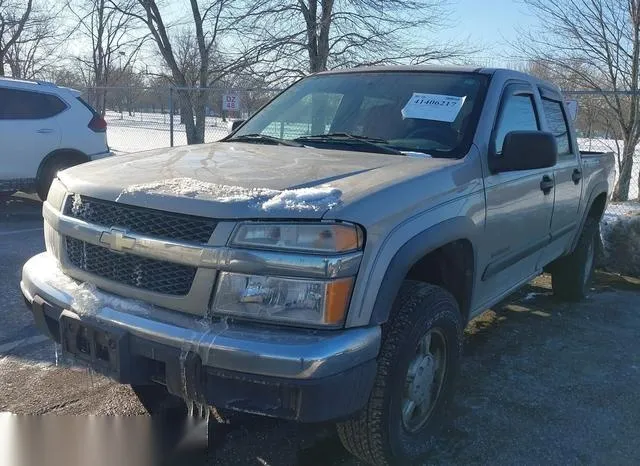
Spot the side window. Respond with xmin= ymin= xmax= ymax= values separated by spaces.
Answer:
xmin=493 ymin=92 xmax=539 ymax=154
xmin=541 ymin=98 xmax=571 ymax=156
xmin=0 ymin=88 xmax=67 ymax=120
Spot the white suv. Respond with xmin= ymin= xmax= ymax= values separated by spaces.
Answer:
xmin=0 ymin=77 xmax=112 ymax=200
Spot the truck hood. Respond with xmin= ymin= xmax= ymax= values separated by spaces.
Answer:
xmin=58 ymin=142 xmax=457 ymax=219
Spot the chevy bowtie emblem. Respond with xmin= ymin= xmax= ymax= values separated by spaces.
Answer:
xmin=99 ymin=228 xmax=136 ymax=252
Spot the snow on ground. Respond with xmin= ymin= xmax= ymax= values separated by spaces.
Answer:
xmin=105 ymin=111 xmax=231 ymax=154
xmin=577 ymin=137 xmax=640 ymax=200
xmin=599 ymin=202 xmax=640 ymax=276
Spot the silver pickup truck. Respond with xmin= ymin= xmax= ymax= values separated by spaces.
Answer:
xmin=21 ymin=66 xmax=614 ymax=465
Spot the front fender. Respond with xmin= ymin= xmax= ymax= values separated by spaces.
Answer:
xmin=366 ymin=216 xmax=477 ymax=326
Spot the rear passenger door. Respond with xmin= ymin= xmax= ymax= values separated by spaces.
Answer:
xmin=537 ymin=89 xmax=582 ymax=265
xmin=475 ymin=82 xmax=555 ymax=307
xmin=0 ymin=87 xmax=64 ymax=180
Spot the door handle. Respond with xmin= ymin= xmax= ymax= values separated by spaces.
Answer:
xmin=572 ymin=168 xmax=582 ymax=184
xmin=36 ymin=128 xmax=54 ymax=134
xmin=540 ymin=175 xmax=554 ymax=195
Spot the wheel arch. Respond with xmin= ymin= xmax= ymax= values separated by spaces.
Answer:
xmin=368 ymin=217 xmax=477 ymax=326
xmin=36 ymin=148 xmax=89 ymax=183
xmin=569 ymin=182 xmax=608 ymax=253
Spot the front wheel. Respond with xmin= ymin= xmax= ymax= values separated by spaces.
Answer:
xmin=337 ymin=281 xmax=463 ymax=465
xmin=551 ymin=217 xmax=598 ymax=301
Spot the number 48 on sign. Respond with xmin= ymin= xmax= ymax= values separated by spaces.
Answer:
xmin=223 ymin=94 xmax=240 ymax=111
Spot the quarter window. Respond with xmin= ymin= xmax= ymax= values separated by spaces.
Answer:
xmin=493 ymin=92 xmax=539 ymax=154
xmin=541 ymin=99 xmax=571 ymax=156
xmin=0 ymin=88 xmax=67 ymax=120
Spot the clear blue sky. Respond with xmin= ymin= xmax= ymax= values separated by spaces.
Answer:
xmin=440 ymin=0 xmax=539 ymax=63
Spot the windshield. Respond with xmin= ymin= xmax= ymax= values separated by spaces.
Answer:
xmin=231 ymin=71 xmax=488 ymax=157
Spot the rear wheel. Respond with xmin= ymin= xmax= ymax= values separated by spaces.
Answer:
xmin=37 ymin=154 xmax=87 ymax=200
xmin=337 ymin=281 xmax=463 ymax=465
xmin=551 ymin=217 xmax=598 ymax=301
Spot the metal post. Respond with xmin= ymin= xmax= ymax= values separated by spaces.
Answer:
xmin=169 ymin=87 xmax=174 ymax=147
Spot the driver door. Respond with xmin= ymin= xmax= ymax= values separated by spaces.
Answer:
xmin=474 ymin=83 xmax=555 ymax=307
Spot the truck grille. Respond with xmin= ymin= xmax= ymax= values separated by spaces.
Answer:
xmin=65 ymin=237 xmax=196 ymax=296
xmin=63 ymin=195 xmax=217 ymax=244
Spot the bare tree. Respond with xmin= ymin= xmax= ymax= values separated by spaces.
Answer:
xmin=518 ymin=0 xmax=640 ymax=201
xmin=241 ymin=0 xmax=470 ymax=82
xmin=4 ymin=2 xmax=66 ymax=79
xmin=71 ymin=0 xmax=146 ymax=115
xmin=113 ymin=0 xmax=260 ymax=144
xmin=0 ymin=0 xmax=33 ymax=75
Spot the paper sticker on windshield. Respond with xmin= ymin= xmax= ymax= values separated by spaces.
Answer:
xmin=401 ymin=93 xmax=466 ymax=122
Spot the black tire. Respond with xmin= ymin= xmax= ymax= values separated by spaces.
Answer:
xmin=551 ymin=217 xmax=598 ymax=301
xmin=337 ymin=281 xmax=463 ymax=466
xmin=131 ymin=384 xmax=189 ymax=417
xmin=37 ymin=155 xmax=85 ymax=201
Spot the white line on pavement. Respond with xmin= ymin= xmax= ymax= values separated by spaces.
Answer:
xmin=0 ymin=227 xmax=43 ymax=236
xmin=0 ymin=335 xmax=49 ymax=354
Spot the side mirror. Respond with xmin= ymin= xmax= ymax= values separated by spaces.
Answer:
xmin=491 ymin=131 xmax=557 ymax=173
xmin=231 ymin=119 xmax=246 ymax=132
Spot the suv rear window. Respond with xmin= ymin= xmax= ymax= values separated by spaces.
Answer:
xmin=0 ymin=88 xmax=67 ymax=120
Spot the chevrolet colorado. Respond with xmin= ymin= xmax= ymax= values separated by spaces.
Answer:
xmin=21 ymin=66 xmax=615 ymax=465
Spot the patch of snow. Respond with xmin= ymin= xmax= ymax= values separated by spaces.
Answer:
xmin=118 ymin=178 xmax=342 ymax=212
xmin=605 ymin=202 xmax=640 ymax=218
xmin=522 ymin=292 xmax=544 ymax=302
xmin=42 ymin=256 xmax=151 ymax=317
xmin=601 ymin=203 xmax=640 ymax=246
xmin=261 ymin=186 xmax=342 ymax=212
xmin=118 ymin=178 xmax=279 ymax=202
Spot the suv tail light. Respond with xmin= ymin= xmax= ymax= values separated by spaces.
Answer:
xmin=88 ymin=115 xmax=107 ymax=132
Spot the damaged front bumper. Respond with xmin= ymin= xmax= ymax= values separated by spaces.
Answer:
xmin=21 ymin=252 xmax=380 ymax=422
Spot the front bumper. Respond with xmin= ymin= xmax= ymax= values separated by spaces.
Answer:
xmin=21 ymin=253 xmax=380 ymax=422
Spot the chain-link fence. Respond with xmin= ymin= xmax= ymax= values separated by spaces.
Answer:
xmin=82 ymin=86 xmax=282 ymax=153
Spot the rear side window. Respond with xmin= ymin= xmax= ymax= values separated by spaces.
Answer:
xmin=76 ymin=96 xmax=100 ymax=116
xmin=493 ymin=93 xmax=539 ymax=154
xmin=541 ymin=99 xmax=572 ymax=156
xmin=0 ymin=88 xmax=67 ymax=120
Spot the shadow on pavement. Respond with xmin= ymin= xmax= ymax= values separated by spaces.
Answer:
xmin=0 ymin=193 xmax=42 ymax=221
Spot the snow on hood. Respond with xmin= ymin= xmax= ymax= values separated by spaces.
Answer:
xmin=118 ymin=177 xmax=343 ymax=212
xmin=117 ymin=178 xmax=280 ymax=203
xmin=261 ymin=186 xmax=342 ymax=212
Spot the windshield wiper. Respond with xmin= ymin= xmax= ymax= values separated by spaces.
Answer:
xmin=294 ymin=133 xmax=402 ymax=155
xmin=227 ymin=133 xmax=303 ymax=147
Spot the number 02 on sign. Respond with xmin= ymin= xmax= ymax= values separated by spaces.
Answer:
xmin=223 ymin=94 xmax=240 ymax=111
xmin=401 ymin=93 xmax=466 ymax=122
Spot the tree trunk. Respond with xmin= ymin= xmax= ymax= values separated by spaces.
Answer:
xmin=177 ymin=90 xmax=199 ymax=145
xmin=0 ymin=54 xmax=5 ymax=76
xmin=193 ymin=88 xmax=206 ymax=144
xmin=612 ymin=138 xmax=637 ymax=201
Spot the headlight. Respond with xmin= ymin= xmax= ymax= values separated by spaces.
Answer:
xmin=230 ymin=222 xmax=363 ymax=253
xmin=212 ymin=272 xmax=353 ymax=326
xmin=46 ymin=178 xmax=67 ymax=210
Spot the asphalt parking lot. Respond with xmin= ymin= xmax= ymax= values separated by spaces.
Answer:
xmin=1 ymin=194 xmax=640 ymax=465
